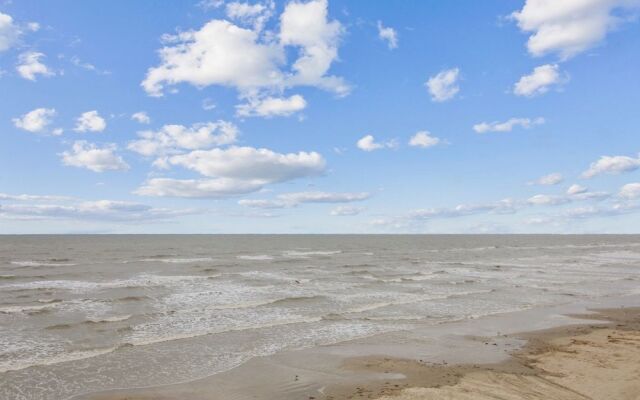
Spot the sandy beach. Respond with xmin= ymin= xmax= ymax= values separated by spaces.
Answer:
xmin=79 ymin=304 xmax=640 ymax=400
xmin=332 ymin=307 xmax=640 ymax=400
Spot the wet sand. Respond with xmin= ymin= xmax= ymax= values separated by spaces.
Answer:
xmin=80 ymin=304 xmax=640 ymax=400
xmin=330 ymin=307 xmax=640 ymax=400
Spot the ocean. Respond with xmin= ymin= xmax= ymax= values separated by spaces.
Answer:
xmin=1 ymin=235 xmax=639 ymax=400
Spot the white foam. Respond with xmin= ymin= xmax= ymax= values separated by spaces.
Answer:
xmin=237 ymin=255 xmax=274 ymax=261
xmin=10 ymin=260 xmax=76 ymax=267
xmin=140 ymin=257 xmax=215 ymax=264
xmin=282 ymin=250 xmax=342 ymax=258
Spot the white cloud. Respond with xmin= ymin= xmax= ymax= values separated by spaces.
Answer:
xmin=529 ymin=188 xmax=609 ymax=206
xmin=357 ymin=135 xmax=397 ymax=152
xmin=513 ymin=64 xmax=564 ymax=97
xmin=511 ymin=0 xmax=640 ymax=60
xmin=527 ymin=194 xmax=571 ymax=206
xmin=0 ymin=197 xmax=193 ymax=222
xmin=135 ymin=178 xmax=264 ymax=198
xmin=61 ymin=141 xmax=129 ymax=172
xmin=240 ymin=191 xmax=370 ymax=208
xmin=279 ymin=0 xmax=348 ymax=95
xmin=128 ymin=121 xmax=238 ymax=157
xmin=377 ymin=21 xmax=398 ymax=49
xmin=12 ymin=108 xmax=57 ymax=133
xmin=137 ymin=146 xmax=326 ymax=198
xmin=27 ymin=22 xmax=40 ymax=32
xmin=202 ymin=98 xmax=217 ymax=110
xmin=473 ymin=117 xmax=545 ymax=133
xmin=425 ymin=68 xmax=460 ymax=102
xmin=16 ymin=52 xmax=54 ymax=81
xmin=70 ymin=56 xmax=110 ymax=75
xmin=236 ymin=94 xmax=306 ymax=117
xmin=142 ymin=0 xmax=348 ymax=100
xmin=169 ymin=146 xmax=325 ymax=180
xmin=74 ymin=110 xmax=107 ymax=133
xmin=131 ymin=111 xmax=151 ymax=124
xmin=619 ymin=182 xmax=640 ymax=199
xmin=330 ymin=205 xmax=363 ymax=216
xmin=0 ymin=12 xmax=20 ymax=52
xmin=408 ymin=131 xmax=440 ymax=148
xmin=225 ymin=1 xmax=274 ymax=32
xmin=198 ymin=0 xmax=225 ymax=10
xmin=567 ymin=184 xmax=588 ymax=195
xmin=532 ymin=172 xmax=564 ymax=185
xmin=142 ymin=20 xmax=284 ymax=97
xmin=0 ymin=193 xmax=73 ymax=202
xmin=410 ymin=198 xmax=521 ymax=220
xmin=581 ymin=154 xmax=640 ymax=178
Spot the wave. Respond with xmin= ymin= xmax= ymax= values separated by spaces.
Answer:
xmin=10 ymin=260 xmax=77 ymax=267
xmin=0 ymin=346 xmax=119 ymax=374
xmin=237 ymin=255 xmax=274 ymax=261
xmin=0 ymin=303 xmax=55 ymax=314
xmin=122 ymin=316 xmax=324 ymax=348
xmin=331 ymin=289 xmax=495 ymax=318
xmin=282 ymin=250 xmax=342 ymax=258
xmin=139 ymin=257 xmax=215 ymax=264
xmin=87 ymin=314 xmax=132 ymax=323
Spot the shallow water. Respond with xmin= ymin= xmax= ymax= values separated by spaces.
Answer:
xmin=1 ymin=235 xmax=639 ymax=400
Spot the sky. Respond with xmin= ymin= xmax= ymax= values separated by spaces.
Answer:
xmin=1 ymin=0 xmax=640 ymax=234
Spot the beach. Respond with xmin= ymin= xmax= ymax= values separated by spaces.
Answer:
xmin=78 ymin=304 xmax=640 ymax=400
xmin=1 ymin=235 xmax=640 ymax=400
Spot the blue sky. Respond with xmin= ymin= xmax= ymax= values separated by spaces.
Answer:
xmin=1 ymin=0 xmax=640 ymax=233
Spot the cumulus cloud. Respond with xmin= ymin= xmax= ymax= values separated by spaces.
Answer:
xmin=330 ymin=205 xmax=363 ymax=216
xmin=511 ymin=0 xmax=640 ymax=60
xmin=514 ymin=64 xmax=566 ymax=97
xmin=142 ymin=0 xmax=348 ymax=102
xmin=0 ymin=12 xmax=20 ymax=52
xmin=356 ymin=135 xmax=397 ymax=152
xmin=16 ymin=52 xmax=55 ymax=81
xmin=425 ymin=68 xmax=460 ymax=102
xmin=279 ymin=0 xmax=348 ymax=95
xmin=619 ymin=182 xmax=640 ymax=199
xmin=225 ymin=0 xmax=275 ymax=32
xmin=531 ymin=172 xmax=564 ymax=186
xmin=61 ymin=141 xmax=129 ymax=172
xmin=567 ymin=184 xmax=588 ymax=195
xmin=408 ymin=131 xmax=441 ymax=148
xmin=13 ymin=108 xmax=57 ymax=134
xmin=143 ymin=20 xmax=283 ymax=97
xmin=169 ymin=146 xmax=325 ymax=180
xmin=235 ymin=94 xmax=306 ymax=117
xmin=239 ymin=191 xmax=370 ymax=208
xmin=527 ymin=194 xmax=570 ymax=206
xmin=137 ymin=146 xmax=326 ymax=198
xmin=131 ymin=111 xmax=151 ymax=124
xmin=581 ymin=154 xmax=640 ymax=178
xmin=473 ymin=117 xmax=545 ymax=133
xmin=377 ymin=21 xmax=398 ymax=49
xmin=135 ymin=178 xmax=265 ymax=198
xmin=128 ymin=121 xmax=238 ymax=157
xmin=74 ymin=111 xmax=107 ymax=133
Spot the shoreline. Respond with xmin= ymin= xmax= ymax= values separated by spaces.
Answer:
xmin=77 ymin=296 xmax=640 ymax=400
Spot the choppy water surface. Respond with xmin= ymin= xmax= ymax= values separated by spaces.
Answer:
xmin=1 ymin=235 xmax=639 ymax=399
